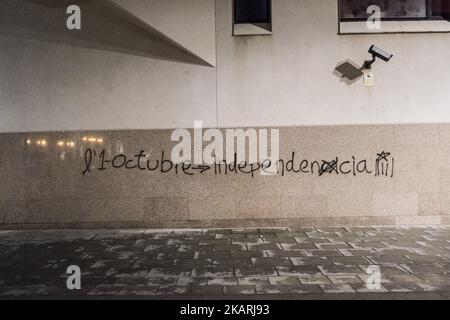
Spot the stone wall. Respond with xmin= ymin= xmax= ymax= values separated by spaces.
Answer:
xmin=0 ymin=123 xmax=448 ymax=229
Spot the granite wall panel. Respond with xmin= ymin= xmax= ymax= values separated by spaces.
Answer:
xmin=0 ymin=124 xmax=448 ymax=229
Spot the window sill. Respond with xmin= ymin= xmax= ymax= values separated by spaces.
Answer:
xmin=233 ymin=23 xmax=272 ymax=36
xmin=339 ymin=20 xmax=450 ymax=34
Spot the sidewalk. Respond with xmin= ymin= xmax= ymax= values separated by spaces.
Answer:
xmin=0 ymin=226 xmax=449 ymax=299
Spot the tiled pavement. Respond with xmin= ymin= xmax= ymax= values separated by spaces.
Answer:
xmin=0 ymin=226 xmax=449 ymax=299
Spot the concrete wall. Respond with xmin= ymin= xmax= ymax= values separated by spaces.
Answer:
xmin=0 ymin=0 xmax=217 ymax=132
xmin=1 ymin=0 xmax=450 ymax=132
xmin=1 ymin=0 xmax=450 ymax=228
xmin=216 ymin=0 xmax=450 ymax=127
xmin=109 ymin=0 xmax=217 ymax=66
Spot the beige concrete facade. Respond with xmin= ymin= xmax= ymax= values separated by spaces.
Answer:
xmin=1 ymin=1 xmax=449 ymax=229
xmin=1 ymin=0 xmax=450 ymax=132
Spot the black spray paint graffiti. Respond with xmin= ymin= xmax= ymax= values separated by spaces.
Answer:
xmin=82 ymin=149 xmax=395 ymax=178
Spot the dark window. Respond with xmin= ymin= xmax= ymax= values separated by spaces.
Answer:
xmin=339 ymin=0 xmax=450 ymax=21
xmin=432 ymin=0 xmax=450 ymax=19
xmin=234 ymin=0 xmax=271 ymax=24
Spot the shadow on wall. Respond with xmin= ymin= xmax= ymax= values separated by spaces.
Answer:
xmin=333 ymin=59 xmax=364 ymax=85
xmin=0 ymin=0 xmax=212 ymax=66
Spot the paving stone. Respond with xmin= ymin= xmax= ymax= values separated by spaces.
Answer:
xmin=251 ymin=257 xmax=292 ymax=267
xmin=320 ymin=284 xmax=355 ymax=293
xmin=199 ymin=239 xmax=230 ymax=246
xmin=204 ymin=229 xmax=232 ymax=235
xmin=133 ymin=276 xmax=174 ymax=286
xmin=295 ymin=237 xmax=330 ymax=244
xmin=328 ymin=236 xmax=362 ymax=243
xmin=231 ymin=229 xmax=260 ymax=234
xmin=132 ymin=259 xmax=175 ymax=269
xmin=419 ymin=274 xmax=450 ymax=286
xmin=404 ymin=254 xmax=449 ymax=264
xmin=192 ymin=266 xmax=234 ymax=278
xmin=288 ymin=231 xmax=308 ymax=237
xmin=287 ymin=284 xmax=323 ymax=294
xmin=187 ymin=284 xmax=223 ymax=295
xmin=207 ymin=277 xmax=239 ymax=286
xmin=316 ymin=243 xmax=352 ymax=250
xmin=383 ymin=282 xmax=425 ymax=293
xmin=359 ymin=236 xmax=396 ymax=242
xmin=88 ymin=285 xmax=126 ymax=296
xmin=212 ymin=258 xmax=252 ymax=267
xmin=232 ymin=238 xmax=264 ymax=244
xmin=358 ymin=274 xmax=391 ymax=284
xmin=345 ymin=227 xmax=376 ymax=233
xmin=385 ymin=274 xmax=423 ymax=283
xmin=339 ymin=249 xmax=380 ymax=257
xmin=359 ymin=264 xmax=408 ymax=275
xmin=229 ymin=250 xmax=265 ymax=258
xmin=375 ymin=248 xmax=414 ymax=256
xmin=158 ymin=252 xmax=195 ymax=259
xmin=350 ymin=242 xmax=387 ymax=249
xmin=259 ymin=228 xmax=288 ymax=234
xmin=306 ymin=231 xmax=335 ymax=238
xmin=174 ymin=258 xmax=212 ymax=267
xmin=328 ymin=275 xmax=364 ymax=284
xmin=366 ymin=255 xmax=412 ymax=265
xmin=198 ymin=251 xmax=231 ymax=259
xmin=289 ymin=227 xmax=316 ymax=233
xmin=400 ymin=264 xmax=446 ymax=274
xmin=351 ymin=283 xmax=389 ymax=293
xmin=277 ymin=265 xmax=321 ymax=276
xmin=281 ymin=243 xmax=317 ymax=250
xmin=316 ymin=227 xmax=347 ymax=233
xmin=290 ymin=257 xmax=333 ymax=266
xmin=120 ymin=286 xmax=160 ymax=296
xmin=215 ymin=234 xmax=246 ymax=240
xmin=255 ymin=284 xmax=290 ymax=294
xmin=176 ymin=276 xmax=208 ymax=286
xmin=382 ymin=241 xmax=424 ymax=249
xmin=213 ymin=244 xmax=246 ymax=251
xmin=148 ymin=267 xmax=192 ymax=277
xmin=414 ymin=247 xmax=450 ymax=256
xmin=238 ymin=276 xmax=270 ymax=286
xmin=298 ymin=275 xmax=332 ymax=285
xmin=247 ymin=243 xmax=282 ymax=251
xmin=224 ymin=285 xmax=256 ymax=295
xmin=330 ymin=256 xmax=371 ymax=266
xmin=416 ymin=282 xmax=450 ymax=292
xmin=235 ymin=266 xmax=278 ymax=277
xmin=268 ymin=276 xmax=301 ymax=285
xmin=303 ymin=249 xmax=343 ymax=257
xmin=246 ymin=234 xmax=273 ymax=239
xmin=319 ymin=265 xmax=363 ymax=275
xmin=266 ymin=250 xmax=306 ymax=258
xmin=439 ymin=262 xmax=450 ymax=270
xmin=262 ymin=237 xmax=297 ymax=244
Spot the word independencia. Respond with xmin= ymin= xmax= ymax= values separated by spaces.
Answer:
xmin=82 ymin=149 xmax=394 ymax=178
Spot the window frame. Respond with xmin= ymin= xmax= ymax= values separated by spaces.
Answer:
xmin=233 ymin=0 xmax=272 ymax=25
xmin=338 ymin=0 xmax=450 ymax=34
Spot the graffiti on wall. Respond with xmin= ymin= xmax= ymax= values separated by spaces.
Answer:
xmin=82 ymin=149 xmax=395 ymax=178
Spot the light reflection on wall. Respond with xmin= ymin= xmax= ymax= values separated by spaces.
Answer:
xmin=57 ymin=141 xmax=75 ymax=148
xmin=25 ymin=136 xmax=105 ymax=160
xmin=82 ymin=137 xmax=104 ymax=144
xmin=27 ymin=139 xmax=47 ymax=147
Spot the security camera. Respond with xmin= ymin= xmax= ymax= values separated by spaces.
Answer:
xmin=363 ymin=45 xmax=393 ymax=69
xmin=369 ymin=45 xmax=393 ymax=62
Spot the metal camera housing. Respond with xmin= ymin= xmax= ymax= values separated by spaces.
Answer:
xmin=363 ymin=45 xmax=393 ymax=69
xmin=369 ymin=45 xmax=393 ymax=62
